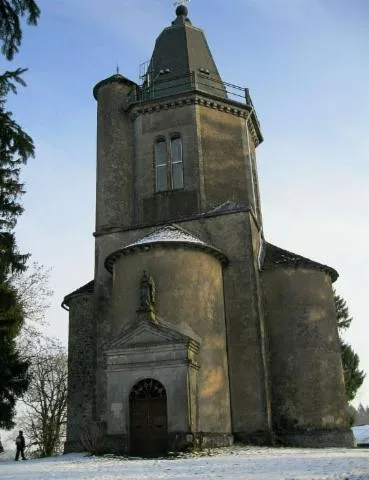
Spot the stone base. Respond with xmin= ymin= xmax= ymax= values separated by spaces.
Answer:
xmin=168 ymin=432 xmax=233 ymax=452
xmin=66 ymin=432 xmax=233 ymax=456
xmin=66 ymin=429 xmax=354 ymax=454
xmin=65 ymin=435 xmax=129 ymax=455
xmin=198 ymin=432 xmax=234 ymax=449
xmin=234 ymin=430 xmax=273 ymax=446
xmin=105 ymin=434 xmax=129 ymax=454
xmin=64 ymin=440 xmax=84 ymax=454
xmin=276 ymin=428 xmax=355 ymax=448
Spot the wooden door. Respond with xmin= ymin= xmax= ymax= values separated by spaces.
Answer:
xmin=129 ymin=379 xmax=168 ymax=456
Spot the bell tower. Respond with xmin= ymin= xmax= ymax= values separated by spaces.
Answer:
xmin=129 ymin=4 xmax=264 ymax=228
xmin=64 ymin=3 xmax=353 ymax=455
xmin=90 ymin=3 xmax=272 ymax=450
xmin=93 ymin=4 xmax=264 ymax=234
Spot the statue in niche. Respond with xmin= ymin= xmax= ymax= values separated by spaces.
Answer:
xmin=139 ymin=270 xmax=156 ymax=315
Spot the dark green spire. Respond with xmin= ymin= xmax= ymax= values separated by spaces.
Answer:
xmin=143 ymin=5 xmax=227 ymax=100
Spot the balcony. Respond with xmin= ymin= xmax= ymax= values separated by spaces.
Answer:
xmin=127 ymin=71 xmax=261 ymax=133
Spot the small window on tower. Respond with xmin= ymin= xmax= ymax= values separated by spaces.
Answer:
xmin=154 ymin=135 xmax=184 ymax=192
xmin=170 ymin=136 xmax=184 ymax=190
xmin=155 ymin=139 xmax=168 ymax=192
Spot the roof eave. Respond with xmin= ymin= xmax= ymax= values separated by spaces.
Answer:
xmin=262 ymin=242 xmax=339 ymax=283
xmin=105 ymin=240 xmax=228 ymax=274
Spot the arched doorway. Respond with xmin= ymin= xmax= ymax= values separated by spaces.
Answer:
xmin=129 ymin=378 xmax=168 ymax=456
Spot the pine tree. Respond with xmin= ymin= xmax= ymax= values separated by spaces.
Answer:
xmin=340 ymin=342 xmax=365 ymax=402
xmin=0 ymin=280 xmax=29 ymax=429
xmin=0 ymin=0 xmax=40 ymax=61
xmin=0 ymin=0 xmax=40 ymax=429
xmin=334 ymin=291 xmax=365 ymax=402
xmin=334 ymin=290 xmax=353 ymax=331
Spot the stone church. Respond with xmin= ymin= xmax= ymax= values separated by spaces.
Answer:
xmin=63 ymin=5 xmax=353 ymax=455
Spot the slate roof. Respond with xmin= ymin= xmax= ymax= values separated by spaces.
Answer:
xmin=105 ymin=224 xmax=228 ymax=273
xmin=262 ymin=242 xmax=338 ymax=282
xmin=93 ymin=73 xmax=137 ymax=101
xmin=62 ymin=280 xmax=94 ymax=310
xmin=209 ymin=201 xmax=248 ymax=214
xmin=142 ymin=6 xmax=227 ymax=100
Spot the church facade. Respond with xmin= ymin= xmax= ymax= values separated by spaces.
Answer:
xmin=63 ymin=6 xmax=353 ymax=455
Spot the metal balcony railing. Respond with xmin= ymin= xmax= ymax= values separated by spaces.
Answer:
xmin=129 ymin=72 xmax=249 ymax=105
xmin=127 ymin=71 xmax=260 ymax=132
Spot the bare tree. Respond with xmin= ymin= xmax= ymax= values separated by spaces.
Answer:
xmin=11 ymin=261 xmax=53 ymax=327
xmin=10 ymin=262 xmax=53 ymax=356
xmin=20 ymin=339 xmax=67 ymax=457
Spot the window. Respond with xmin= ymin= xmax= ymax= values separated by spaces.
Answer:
xmin=155 ymin=136 xmax=184 ymax=192
xmin=170 ymin=137 xmax=184 ymax=189
xmin=155 ymin=139 xmax=167 ymax=192
xmin=250 ymin=151 xmax=260 ymax=216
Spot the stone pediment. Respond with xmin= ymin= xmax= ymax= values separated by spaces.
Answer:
xmin=106 ymin=316 xmax=200 ymax=352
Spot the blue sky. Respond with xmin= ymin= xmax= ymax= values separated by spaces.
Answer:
xmin=5 ymin=0 xmax=369 ymax=406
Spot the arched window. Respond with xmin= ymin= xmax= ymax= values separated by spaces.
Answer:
xmin=154 ymin=135 xmax=184 ymax=192
xmin=130 ymin=378 xmax=166 ymax=400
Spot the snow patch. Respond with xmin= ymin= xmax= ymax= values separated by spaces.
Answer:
xmin=126 ymin=225 xmax=206 ymax=248
xmin=0 ymin=447 xmax=369 ymax=479
xmin=353 ymin=425 xmax=369 ymax=444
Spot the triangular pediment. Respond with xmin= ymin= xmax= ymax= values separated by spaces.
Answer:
xmin=106 ymin=318 xmax=196 ymax=352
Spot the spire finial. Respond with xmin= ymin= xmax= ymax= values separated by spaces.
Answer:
xmin=174 ymin=0 xmax=190 ymax=17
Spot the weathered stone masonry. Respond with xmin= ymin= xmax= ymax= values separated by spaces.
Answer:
xmin=63 ymin=5 xmax=353 ymax=454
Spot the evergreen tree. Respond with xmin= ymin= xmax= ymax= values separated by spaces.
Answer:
xmin=0 ymin=0 xmax=40 ymax=429
xmin=0 ymin=0 xmax=40 ymax=61
xmin=0 ymin=280 xmax=29 ymax=429
xmin=334 ymin=291 xmax=365 ymax=402
xmin=334 ymin=291 xmax=353 ymax=331
xmin=355 ymin=404 xmax=369 ymax=425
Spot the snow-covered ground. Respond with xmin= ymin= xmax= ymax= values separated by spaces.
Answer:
xmin=0 ymin=446 xmax=368 ymax=480
xmin=0 ymin=427 xmax=368 ymax=479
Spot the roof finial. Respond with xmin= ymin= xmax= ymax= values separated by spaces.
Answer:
xmin=174 ymin=0 xmax=190 ymax=17
xmin=116 ymin=64 xmax=120 ymax=75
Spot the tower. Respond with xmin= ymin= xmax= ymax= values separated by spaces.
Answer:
xmin=63 ymin=5 xmax=353 ymax=454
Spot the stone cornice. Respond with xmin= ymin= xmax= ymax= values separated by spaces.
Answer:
xmin=106 ymin=358 xmax=200 ymax=371
xmin=128 ymin=91 xmax=263 ymax=147
xmin=94 ymin=205 xmax=253 ymax=238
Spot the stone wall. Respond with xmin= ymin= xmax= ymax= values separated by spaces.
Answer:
xmin=133 ymin=103 xmax=200 ymax=224
xmin=65 ymin=294 xmax=94 ymax=451
xmin=110 ymin=245 xmax=232 ymax=435
xmin=93 ymin=210 xmax=272 ymax=444
xmin=198 ymin=105 xmax=253 ymax=211
xmin=95 ymin=76 xmax=134 ymax=231
xmin=261 ymin=266 xmax=354 ymax=447
xmin=173 ymin=212 xmax=271 ymax=442
xmin=128 ymin=93 xmax=260 ymax=224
